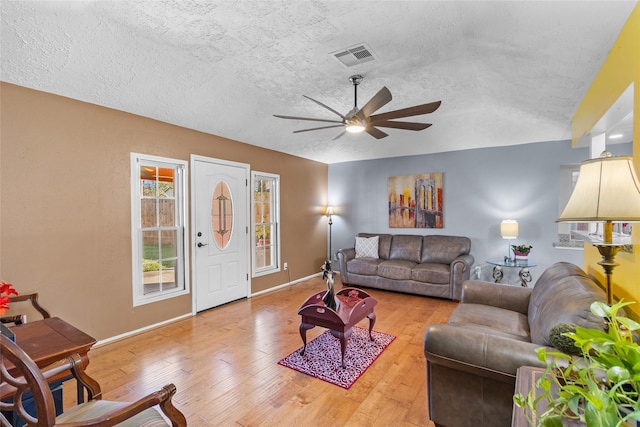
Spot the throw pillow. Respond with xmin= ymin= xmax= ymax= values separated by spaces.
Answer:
xmin=549 ymin=323 xmax=581 ymax=356
xmin=355 ymin=236 xmax=379 ymax=258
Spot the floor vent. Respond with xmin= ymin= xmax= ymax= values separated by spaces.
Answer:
xmin=332 ymin=44 xmax=376 ymax=67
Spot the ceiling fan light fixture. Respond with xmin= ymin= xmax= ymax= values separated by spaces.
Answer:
xmin=346 ymin=124 xmax=365 ymax=133
xmin=346 ymin=117 xmax=365 ymax=133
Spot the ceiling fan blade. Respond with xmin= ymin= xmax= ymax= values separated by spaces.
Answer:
xmin=303 ymin=95 xmax=345 ymax=119
xmin=370 ymin=120 xmax=432 ymax=131
xmin=369 ymin=100 xmax=442 ymax=122
xmin=333 ymin=131 xmax=346 ymax=141
xmin=273 ymin=114 xmax=343 ymax=124
xmin=356 ymin=87 xmax=392 ymax=121
xmin=292 ymin=124 xmax=345 ymax=134
xmin=365 ymin=126 xmax=388 ymax=139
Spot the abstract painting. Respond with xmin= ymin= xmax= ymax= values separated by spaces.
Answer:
xmin=388 ymin=173 xmax=443 ymax=228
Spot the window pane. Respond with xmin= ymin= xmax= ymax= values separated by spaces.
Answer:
xmin=160 ymin=230 xmax=177 ymax=258
xmin=141 ymin=199 xmax=157 ymax=228
xmin=143 ymin=266 xmax=161 ymax=295
xmin=162 ymin=260 xmax=177 ymax=290
xmin=159 ymin=199 xmax=175 ymax=227
xmin=255 ymin=225 xmax=269 ymax=246
xmin=142 ymin=231 xmax=159 ymax=260
xmin=256 ymin=245 xmax=271 ymax=269
xmin=140 ymin=166 xmax=157 ymax=197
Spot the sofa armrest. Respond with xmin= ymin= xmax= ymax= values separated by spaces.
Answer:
xmin=450 ymin=254 xmax=475 ymax=300
xmin=336 ymin=248 xmax=355 ymax=283
xmin=424 ymin=324 xmax=546 ymax=378
xmin=461 ymin=280 xmax=532 ymax=315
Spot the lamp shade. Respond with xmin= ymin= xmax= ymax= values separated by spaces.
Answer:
xmin=325 ymin=206 xmax=335 ymax=216
xmin=558 ymin=154 xmax=640 ymax=222
xmin=500 ymin=219 xmax=518 ymax=239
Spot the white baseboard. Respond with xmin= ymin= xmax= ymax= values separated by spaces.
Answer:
xmin=95 ymin=312 xmax=193 ymax=348
xmin=95 ymin=273 xmax=323 ymax=347
xmin=250 ymin=272 xmax=322 ymax=297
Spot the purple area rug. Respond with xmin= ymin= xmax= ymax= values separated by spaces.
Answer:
xmin=278 ymin=326 xmax=395 ymax=389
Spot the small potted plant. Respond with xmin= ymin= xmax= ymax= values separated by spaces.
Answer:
xmin=512 ymin=244 xmax=533 ymax=259
xmin=0 ymin=280 xmax=18 ymax=340
xmin=514 ymin=300 xmax=640 ymax=426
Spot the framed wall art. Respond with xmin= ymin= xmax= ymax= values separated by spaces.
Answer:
xmin=388 ymin=173 xmax=443 ymax=228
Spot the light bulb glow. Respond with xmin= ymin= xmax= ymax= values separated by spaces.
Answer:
xmin=346 ymin=124 xmax=365 ymax=133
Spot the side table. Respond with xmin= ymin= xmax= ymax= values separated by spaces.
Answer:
xmin=297 ymin=287 xmax=377 ymax=369
xmin=486 ymin=258 xmax=537 ymax=287
xmin=512 ymin=366 xmax=584 ymax=427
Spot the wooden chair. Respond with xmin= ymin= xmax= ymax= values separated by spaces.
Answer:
xmin=0 ymin=334 xmax=187 ymax=426
xmin=0 ymin=293 xmax=51 ymax=325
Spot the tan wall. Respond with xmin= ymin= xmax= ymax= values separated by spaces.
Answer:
xmin=0 ymin=82 xmax=328 ymax=340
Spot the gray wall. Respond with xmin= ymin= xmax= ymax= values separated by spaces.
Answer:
xmin=328 ymin=140 xmax=632 ymax=285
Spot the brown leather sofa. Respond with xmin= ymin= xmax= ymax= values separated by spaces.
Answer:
xmin=423 ymin=262 xmax=610 ymax=427
xmin=336 ymin=233 xmax=473 ymax=300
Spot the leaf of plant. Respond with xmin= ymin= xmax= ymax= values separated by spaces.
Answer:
xmin=541 ymin=414 xmax=564 ymax=427
xmin=591 ymin=301 xmax=610 ymax=317
xmin=618 ymin=316 xmax=640 ymax=332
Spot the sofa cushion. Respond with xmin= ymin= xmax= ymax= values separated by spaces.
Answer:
xmin=377 ymin=259 xmax=416 ymax=280
xmin=421 ymin=235 xmax=471 ymax=264
xmin=355 ymin=235 xmax=379 ymax=258
xmin=389 ymin=235 xmax=422 ymax=262
xmin=346 ymin=258 xmax=382 ymax=276
xmin=357 ymin=233 xmax=392 ymax=259
xmin=528 ymin=262 xmax=607 ymax=346
xmin=448 ymin=303 xmax=531 ymax=342
xmin=411 ymin=263 xmax=450 ymax=284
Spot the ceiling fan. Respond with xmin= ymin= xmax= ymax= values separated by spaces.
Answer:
xmin=274 ymin=75 xmax=441 ymax=140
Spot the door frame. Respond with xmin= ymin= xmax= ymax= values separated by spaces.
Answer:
xmin=190 ymin=154 xmax=251 ymax=314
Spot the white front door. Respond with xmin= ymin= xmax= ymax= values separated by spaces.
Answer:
xmin=192 ymin=156 xmax=249 ymax=312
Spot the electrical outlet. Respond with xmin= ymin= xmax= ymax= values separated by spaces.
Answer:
xmin=284 ymin=262 xmax=288 ymax=270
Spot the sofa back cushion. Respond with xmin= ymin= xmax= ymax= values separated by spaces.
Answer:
xmin=389 ymin=235 xmax=423 ymax=263
xmin=528 ymin=262 xmax=608 ymax=346
xmin=357 ymin=233 xmax=392 ymax=259
xmin=420 ymin=235 xmax=471 ymax=264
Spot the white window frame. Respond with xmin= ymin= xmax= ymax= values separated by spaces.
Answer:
xmin=130 ymin=153 xmax=189 ymax=306
xmin=251 ymin=171 xmax=281 ymax=277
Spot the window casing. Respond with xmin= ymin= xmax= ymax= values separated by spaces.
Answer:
xmin=252 ymin=172 xmax=280 ymax=276
xmin=131 ymin=153 xmax=189 ymax=306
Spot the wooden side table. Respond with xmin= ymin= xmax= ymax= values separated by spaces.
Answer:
xmin=298 ymin=287 xmax=377 ymax=368
xmin=2 ymin=317 xmax=96 ymax=402
xmin=512 ymin=366 xmax=585 ymax=427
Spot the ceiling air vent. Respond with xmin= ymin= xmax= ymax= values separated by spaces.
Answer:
xmin=332 ymin=44 xmax=376 ymax=67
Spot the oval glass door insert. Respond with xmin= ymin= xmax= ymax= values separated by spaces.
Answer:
xmin=211 ymin=180 xmax=233 ymax=250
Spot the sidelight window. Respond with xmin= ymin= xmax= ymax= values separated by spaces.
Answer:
xmin=252 ymin=172 xmax=280 ymax=276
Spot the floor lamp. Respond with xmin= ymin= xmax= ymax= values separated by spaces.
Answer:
xmin=325 ymin=206 xmax=335 ymax=265
xmin=557 ymin=152 xmax=640 ymax=305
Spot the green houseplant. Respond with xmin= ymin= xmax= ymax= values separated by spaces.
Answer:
xmin=514 ymin=300 xmax=640 ymax=427
xmin=512 ymin=244 xmax=533 ymax=256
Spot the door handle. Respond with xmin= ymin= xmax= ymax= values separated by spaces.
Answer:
xmin=197 ymin=242 xmax=208 ymax=248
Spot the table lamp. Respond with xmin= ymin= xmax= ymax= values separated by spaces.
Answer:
xmin=500 ymin=219 xmax=519 ymax=262
xmin=557 ymin=152 xmax=640 ymax=304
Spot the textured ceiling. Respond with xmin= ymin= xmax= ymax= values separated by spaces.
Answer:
xmin=1 ymin=1 xmax=636 ymax=164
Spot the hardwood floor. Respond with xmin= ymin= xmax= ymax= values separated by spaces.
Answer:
xmin=69 ymin=276 xmax=457 ymax=426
